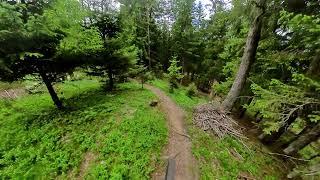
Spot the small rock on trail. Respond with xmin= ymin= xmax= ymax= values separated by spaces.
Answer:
xmin=149 ymin=100 xmax=159 ymax=107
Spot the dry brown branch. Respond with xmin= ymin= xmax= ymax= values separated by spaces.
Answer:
xmin=266 ymin=152 xmax=310 ymax=162
xmin=171 ymin=128 xmax=191 ymax=139
xmin=193 ymin=104 xmax=246 ymax=139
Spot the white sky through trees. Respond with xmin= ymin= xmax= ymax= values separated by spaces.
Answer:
xmin=196 ymin=0 xmax=213 ymax=19
xmin=89 ymin=0 xmax=231 ymax=20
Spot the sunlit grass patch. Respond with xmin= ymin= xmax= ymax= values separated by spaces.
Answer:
xmin=150 ymin=79 xmax=206 ymax=110
xmin=0 ymin=80 xmax=167 ymax=179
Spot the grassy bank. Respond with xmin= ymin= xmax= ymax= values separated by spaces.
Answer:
xmin=0 ymin=80 xmax=168 ymax=179
xmin=150 ymin=79 xmax=284 ymax=179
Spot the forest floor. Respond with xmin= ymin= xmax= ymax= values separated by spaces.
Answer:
xmin=146 ymin=84 xmax=198 ymax=180
xmin=0 ymin=78 xmax=293 ymax=179
xmin=0 ymin=79 xmax=168 ymax=179
xmin=150 ymin=79 xmax=289 ymax=180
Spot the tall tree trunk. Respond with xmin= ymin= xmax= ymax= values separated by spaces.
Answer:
xmin=107 ymin=66 xmax=114 ymax=91
xmin=221 ymin=0 xmax=266 ymax=112
xmin=259 ymin=112 xmax=298 ymax=144
xmin=39 ymin=71 xmax=63 ymax=109
xmin=283 ymin=122 xmax=320 ymax=155
xmin=147 ymin=6 xmax=151 ymax=70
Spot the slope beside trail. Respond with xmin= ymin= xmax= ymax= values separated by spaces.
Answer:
xmin=145 ymin=84 xmax=198 ymax=180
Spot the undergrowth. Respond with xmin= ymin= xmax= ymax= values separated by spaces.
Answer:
xmin=0 ymin=80 xmax=167 ymax=179
xmin=0 ymin=81 xmax=24 ymax=90
xmin=150 ymin=79 xmax=285 ymax=179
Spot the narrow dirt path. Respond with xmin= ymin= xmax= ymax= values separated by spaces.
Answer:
xmin=146 ymin=84 xmax=198 ymax=180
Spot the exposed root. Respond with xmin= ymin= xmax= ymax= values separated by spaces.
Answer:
xmin=193 ymin=103 xmax=246 ymax=139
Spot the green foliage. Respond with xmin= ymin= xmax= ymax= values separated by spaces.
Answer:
xmin=129 ymin=64 xmax=154 ymax=88
xmin=246 ymin=77 xmax=319 ymax=134
xmin=150 ymin=79 xmax=205 ymax=110
xmin=279 ymin=11 xmax=320 ymax=50
xmin=45 ymin=0 xmax=103 ymax=57
xmin=213 ymin=78 xmax=234 ymax=97
xmin=191 ymin=133 xmax=282 ymax=179
xmin=58 ymin=28 xmax=103 ymax=56
xmin=167 ymin=56 xmax=184 ymax=93
xmin=0 ymin=0 xmax=104 ymax=85
xmin=0 ymin=80 xmax=167 ymax=178
xmin=186 ymin=83 xmax=197 ymax=97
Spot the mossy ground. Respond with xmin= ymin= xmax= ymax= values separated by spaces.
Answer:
xmin=0 ymin=79 xmax=168 ymax=179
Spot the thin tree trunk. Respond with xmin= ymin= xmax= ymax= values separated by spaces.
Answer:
xmin=107 ymin=66 xmax=114 ymax=91
xmin=307 ymin=52 xmax=320 ymax=77
xmin=221 ymin=0 xmax=266 ymax=112
xmin=39 ymin=71 xmax=63 ymax=109
xmin=147 ymin=6 xmax=151 ymax=70
xmin=141 ymin=77 xmax=144 ymax=89
xmin=191 ymin=71 xmax=195 ymax=81
xmin=259 ymin=112 xmax=298 ymax=144
xmin=238 ymin=97 xmax=253 ymax=119
xmin=283 ymin=122 xmax=320 ymax=155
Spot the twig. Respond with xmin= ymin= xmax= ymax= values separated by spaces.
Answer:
xmin=171 ymin=128 xmax=191 ymax=139
xmin=267 ymin=152 xmax=310 ymax=162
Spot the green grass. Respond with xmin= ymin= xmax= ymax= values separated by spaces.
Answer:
xmin=150 ymin=79 xmax=284 ymax=179
xmin=0 ymin=80 xmax=168 ymax=179
xmin=150 ymin=79 xmax=206 ymax=110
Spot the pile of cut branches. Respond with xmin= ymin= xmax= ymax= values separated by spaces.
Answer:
xmin=193 ymin=103 xmax=245 ymax=139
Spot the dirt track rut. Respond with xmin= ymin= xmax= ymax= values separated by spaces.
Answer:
xmin=146 ymin=84 xmax=198 ymax=180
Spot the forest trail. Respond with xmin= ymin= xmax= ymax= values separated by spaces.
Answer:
xmin=146 ymin=84 xmax=199 ymax=180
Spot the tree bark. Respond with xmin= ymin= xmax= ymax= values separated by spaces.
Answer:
xmin=307 ymin=52 xmax=320 ymax=78
xmin=147 ymin=6 xmax=151 ymax=70
xmin=221 ymin=0 xmax=266 ymax=112
xmin=283 ymin=122 xmax=320 ymax=155
xmin=39 ymin=71 xmax=63 ymax=109
xmin=107 ymin=66 xmax=114 ymax=91
xmin=191 ymin=71 xmax=195 ymax=81
xmin=259 ymin=112 xmax=298 ymax=144
xmin=281 ymin=122 xmax=315 ymax=148
xmin=308 ymin=153 xmax=320 ymax=160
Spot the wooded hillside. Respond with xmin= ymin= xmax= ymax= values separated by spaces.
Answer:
xmin=0 ymin=0 xmax=319 ymax=179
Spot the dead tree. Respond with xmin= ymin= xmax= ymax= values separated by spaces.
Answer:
xmin=259 ymin=111 xmax=298 ymax=144
xmin=283 ymin=122 xmax=320 ymax=156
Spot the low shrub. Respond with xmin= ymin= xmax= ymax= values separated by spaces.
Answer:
xmin=186 ymin=83 xmax=197 ymax=97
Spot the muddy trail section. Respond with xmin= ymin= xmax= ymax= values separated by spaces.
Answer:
xmin=145 ymin=84 xmax=198 ymax=180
